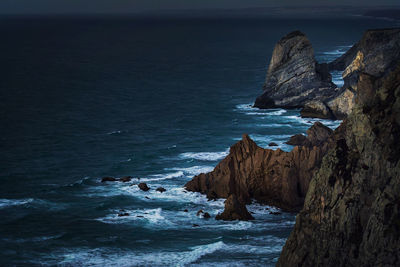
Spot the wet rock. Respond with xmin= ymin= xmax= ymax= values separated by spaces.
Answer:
xmin=138 ymin=183 xmax=150 ymax=191
xmin=254 ymin=31 xmax=336 ymax=109
xmin=101 ymin=177 xmax=118 ymax=182
xmin=196 ymin=210 xmax=204 ymax=216
xmin=268 ymin=142 xmax=278 ymax=147
xmin=183 ymin=209 xmax=188 ymax=212
xmin=118 ymin=213 xmax=130 ymax=217
xmin=192 ymin=224 xmax=199 ymax=227
xmin=156 ymin=187 xmax=166 ymax=193
xmin=216 ymin=194 xmax=254 ymax=221
xmin=119 ymin=176 xmax=132 ymax=182
xmin=203 ymin=212 xmax=211 ymax=219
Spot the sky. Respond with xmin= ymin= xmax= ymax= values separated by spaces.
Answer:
xmin=0 ymin=0 xmax=399 ymax=14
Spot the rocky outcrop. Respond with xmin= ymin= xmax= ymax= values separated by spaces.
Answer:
xmin=254 ymin=31 xmax=337 ymax=109
xmin=185 ymin=122 xmax=338 ymax=211
xmin=216 ymin=194 xmax=254 ymax=221
xmin=277 ymin=65 xmax=400 ymax=266
xmin=286 ymin=122 xmax=333 ymax=147
xmin=319 ymin=28 xmax=400 ymax=119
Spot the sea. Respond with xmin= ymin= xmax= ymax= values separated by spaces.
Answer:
xmin=0 ymin=15 xmax=398 ymax=266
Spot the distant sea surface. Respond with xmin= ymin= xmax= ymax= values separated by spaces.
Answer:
xmin=0 ymin=16 xmax=398 ymax=266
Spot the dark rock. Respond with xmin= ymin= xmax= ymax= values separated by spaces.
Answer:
xmin=144 ymin=196 xmax=150 ymax=199
xmin=192 ymin=224 xmax=199 ymax=227
xmin=285 ymin=134 xmax=308 ymax=146
xmin=138 ymin=183 xmax=150 ymax=191
xmin=196 ymin=210 xmax=204 ymax=216
xmin=183 ymin=209 xmax=188 ymax=212
xmin=119 ymin=176 xmax=132 ymax=182
xmin=118 ymin=213 xmax=130 ymax=217
xmin=156 ymin=187 xmax=166 ymax=193
xmin=203 ymin=212 xmax=211 ymax=219
xmin=216 ymin=194 xmax=254 ymax=221
xmin=278 ymin=63 xmax=400 ymax=266
xmin=268 ymin=142 xmax=278 ymax=147
xmin=101 ymin=177 xmax=118 ymax=182
xmin=136 ymin=215 xmax=144 ymax=218
xmin=300 ymin=100 xmax=336 ymax=119
xmin=254 ymin=31 xmax=336 ymax=109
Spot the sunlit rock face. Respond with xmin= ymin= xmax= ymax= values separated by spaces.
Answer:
xmin=323 ymin=28 xmax=400 ymax=119
xmin=185 ymin=122 xmax=341 ymax=212
xmin=277 ymin=65 xmax=400 ymax=267
xmin=254 ymin=31 xmax=337 ymax=109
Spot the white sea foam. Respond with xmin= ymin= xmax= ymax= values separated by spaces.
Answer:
xmin=97 ymin=208 xmax=165 ymax=225
xmin=179 ymin=150 xmax=229 ymax=161
xmin=57 ymin=241 xmax=225 ymax=266
xmin=0 ymin=198 xmax=34 ymax=209
xmin=166 ymin=166 xmax=214 ymax=176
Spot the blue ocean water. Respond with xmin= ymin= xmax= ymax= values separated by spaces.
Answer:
xmin=0 ymin=16 xmax=397 ymax=266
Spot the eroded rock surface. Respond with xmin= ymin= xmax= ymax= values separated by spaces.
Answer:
xmin=185 ymin=123 xmax=338 ymax=211
xmin=254 ymin=31 xmax=337 ymax=109
xmin=277 ymin=65 xmax=400 ymax=267
xmin=215 ymin=194 xmax=254 ymax=221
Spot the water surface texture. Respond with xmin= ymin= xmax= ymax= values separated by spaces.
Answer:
xmin=0 ymin=16 xmax=397 ymax=266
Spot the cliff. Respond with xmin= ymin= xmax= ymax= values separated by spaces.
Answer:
xmin=185 ymin=122 xmax=340 ymax=211
xmin=277 ymin=65 xmax=400 ymax=266
xmin=254 ymin=31 xmax=337 ymax=109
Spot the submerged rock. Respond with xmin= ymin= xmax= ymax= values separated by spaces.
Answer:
xmin=119 ymin=176 xmax=132 ymax=182
xmin=268 ymin=142 xmax=278 ymax=147
xmin=138 ymin=183 xmax=150 ymax=191
xmin=156 ymin=187 xmax=166 ymax=193
xmin=278 ymin=65 xmax=400 ymax=266
xmin=215 ymin=194 xmax=254 ymax=221
xmin=101 ymin=177 xmax=118 ymax=182
xmin=254 ymin=31 xmax=337 ymax=109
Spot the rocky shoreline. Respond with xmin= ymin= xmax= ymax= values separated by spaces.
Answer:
xmin=185 ymin=27 xmax=400 ymax=263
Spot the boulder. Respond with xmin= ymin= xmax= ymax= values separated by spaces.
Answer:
xmin=138 ymin=183 xmax=150 ymax=191
xmin=215 ymin=194 xmax=254 ymax=221
xmin=101 ymin=177 xmax=118 ymax=182
xmin=285 ymin=134 xmax=308 ymax=146
xmin=254 ymin=31 xmax=337 ymax=109
xmin=300 ymin=100 xmax=335 ymax=119
xmin=119 ymin=176 xmax=132 ymax=182
xmin=268 ymin=142 xmax=278 ymax=147
xmin=156 ymin=187 xmax=166 ymax=193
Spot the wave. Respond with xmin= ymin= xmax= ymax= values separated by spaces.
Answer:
xmin=56 ymin=241 xmax=225 ymax=266
xmin=97 ymin=208 xmax=165 ymax=225
xmin=179 ymin=150 xmax=229 ymax=161
xmin=0 ymin=198 xmax=34 ymax=209
xmin=166 ymin=166 xmax=215 ymax=176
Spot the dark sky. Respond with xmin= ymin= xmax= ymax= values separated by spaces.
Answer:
xmin=1 ymin=0 xmax=399 ymax=14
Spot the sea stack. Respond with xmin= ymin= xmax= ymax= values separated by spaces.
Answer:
xmin=254 ymin=31 xmax=337 ymax=109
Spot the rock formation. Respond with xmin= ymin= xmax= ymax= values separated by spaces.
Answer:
xmin=277 ymin=65 xmax=400 ymax=266
xmin=185 ymin=122 xmax=339 ymax=211
xmin=315 ymin=28 xmax=400 ymax=119
xmin=254 ymin=31 xmax=337 ymax=109
xmin=216 ymin=194 xmax=254 ymax=221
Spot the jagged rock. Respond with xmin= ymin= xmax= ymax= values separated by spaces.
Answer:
xmin=278 ymin=65 xmax=400 ymax=266
xmin=185 ymin=128 xmax=337 ymax=211
xmin=156 ymin=187 xmax=166 ymax=193
xmin=323 ymin=28 xmax=400 ymax=118
xmin=254 ymin=31 xmax=337 ymax=109
xmin=300 ymin=100 xmax=335 ymax=119
xmin=138 ymin=183 xmax=150 ymax=191
xmin=203 ymin=212 xmax=211 ymax=219
xmin=268 ymin=142 xmax=278 ymax=147
xmin=101 ymin=177 xmax=118 ymax=182
xmin=118 ymin=213 xmax=130 ymax=217
xmin=286 ymin=122 xmax=333 ymax=148
xmin=183 ymin=209 xmax=188 ymax=212
xmin=196 ymin=210 xmax=204 ymax=216
xmin=215 ymin=194 xmax=254 ymax=221
xmin=285 ymin=134 xmax=308 ymax=146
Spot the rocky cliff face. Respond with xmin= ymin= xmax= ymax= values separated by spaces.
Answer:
xmin=254 ymin=31 xmax=337 ymax=109
xmin=319 ymin=28 xmax=400 ymax=119
xmin=185 ymin=122 xmax=339 ymax=211
xmin=277 ymin=65 xmax=400 ymax=266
